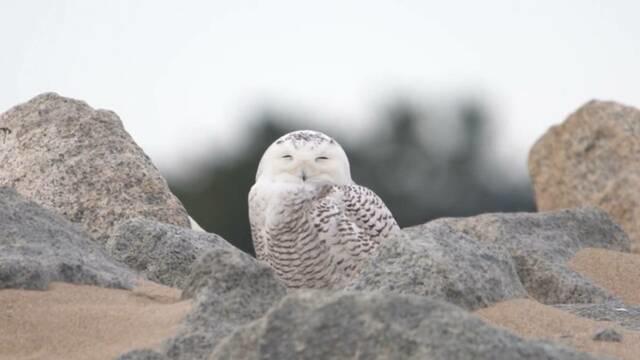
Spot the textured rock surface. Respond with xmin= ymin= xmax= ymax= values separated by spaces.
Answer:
xmin=107 ymin=219 xmax=231 ymax=289
xmin=0 ymin=93 xmax=190 ymax=244
xmin=556 ymin=302 xmax=640 ymax=331
xmin=529 ymin=100 xmax=640 ymax=252
xmin=163 ymin=247 xmax=286 ymax=360
xmin=210 ymin=291 xmax=600 ymax=360
xmin=0 ymin=187 xmax=133 ymax=290
xmin=435 ymin=208 xmax=630 ymax=304
xmin=349 ymin=222 xmax=527 ymax=310
xmin=117 ymin=350 xmax=169 ymax=360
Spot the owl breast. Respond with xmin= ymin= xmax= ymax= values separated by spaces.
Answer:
xmin=251 ymin=185 xmax=328 ymax=288
xmin=250 ymin=184 xmax=358 ymax=288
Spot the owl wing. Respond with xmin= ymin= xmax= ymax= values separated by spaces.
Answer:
xmin=311 ymin=184 xmax=399 ymax=261
xmin=248 ymin=184 xmax=268 ymax=261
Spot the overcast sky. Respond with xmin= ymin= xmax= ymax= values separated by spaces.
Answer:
xmin=2 ymin=1 xmax=639 ymax=178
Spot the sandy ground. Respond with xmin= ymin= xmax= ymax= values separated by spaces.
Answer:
xmin=476 ymin=298 xmax=639 ymax=360
xmin=569 ymin=248 xmax=640 ymax=305
xmin=477 ymin=248 xmax=640 ymax=360
xmin=0 ymin=280 xmax=191 ymax=360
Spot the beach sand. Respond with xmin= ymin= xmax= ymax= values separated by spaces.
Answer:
xmin=569 ymin=248 xmax=640 ymax=305
xmin=476 ymin=248 xmax=640 ymax=360
xmin=0 ymin=280 xmax=191 ymax=360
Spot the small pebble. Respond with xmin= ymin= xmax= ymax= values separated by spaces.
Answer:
xmin=592 ymin=328 xmax=623 ymax=342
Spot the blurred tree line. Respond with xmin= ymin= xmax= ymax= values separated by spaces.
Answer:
xmin=170 ymin=98 xmax=534 ymax=255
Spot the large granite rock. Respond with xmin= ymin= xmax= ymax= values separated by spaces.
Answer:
xmin=0 ymin=93 xmax=190 ymax=244
xmin=351 ymin=208 xmax=628 ymax=307
xmin=529 ymin=100 xmax=640 ymax=252
xmin=349 ymin=222 xmax=527 ymax=310
xmin=436 ymin=208 xmax=630 ymax=304
xmin=209 ymin=291 xmax=600 ymax=360
xmin=0 ymin=187 xmax=133 ymax=290
xmin=107 ymin=219 xmax=231 ymax=289
xmin=163 ymin=246 xmax=287 ymax=360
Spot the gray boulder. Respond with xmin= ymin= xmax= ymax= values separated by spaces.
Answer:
xmin=107 ymin=219 xmax=231 ymax=289
xmin=0 ymin=93 xmax=190 ymax=244
xmin=349 ymin=221 xmax=527 ymax=310
xmin=209 ymin=291 xmax=600 ymax=360
xmin=163 ymin=246 xmax=286 ymax=360
xmin=436 ymin=208 xmax=630 ymax=304
xmin=0 ymin=187 xmax=133 ymax=289
xmin=556 ymin=302 xmax=640 ymax=331
xmin=529 ymin=100 xmax=640 ymax=252
xmin=117 ymin=350 xmax=169 ymax=360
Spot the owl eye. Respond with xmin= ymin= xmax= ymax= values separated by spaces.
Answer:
xmin=315 ymin=156 xmax=329 ymax=161
xmin=281 ymin=154 xmax=293 ymax=160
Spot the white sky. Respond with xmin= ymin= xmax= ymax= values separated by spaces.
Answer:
xmin=2 ymin=1 xmax=639 ymax=178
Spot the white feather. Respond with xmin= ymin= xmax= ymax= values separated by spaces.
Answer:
xmin=248 ymin=130 xmax=399 ymax=288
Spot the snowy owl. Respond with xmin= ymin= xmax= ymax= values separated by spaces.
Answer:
xmin=248 ymin=130 xmax=400 ymax=288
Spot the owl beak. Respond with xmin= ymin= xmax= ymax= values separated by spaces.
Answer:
xmin=301 ymin=170 xmax=307 ymax=182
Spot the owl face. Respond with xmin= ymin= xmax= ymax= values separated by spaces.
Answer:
xmin=256 ymin=130 xmax=352 ymax=186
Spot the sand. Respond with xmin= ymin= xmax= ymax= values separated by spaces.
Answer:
xmin=475 ymin=298 xmax=639 ymax=360
xmin=476 ymin=248 xmax=640 ymax=360
xmin=569 ymin=248 xmax=640 ymax=305
xmin=0 ymin=281 xmax=191 ymax=360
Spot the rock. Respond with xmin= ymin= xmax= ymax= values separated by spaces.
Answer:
xmin=435 ymin=208 xmax=630 ymax=304
xmin=556 ymin=302 xmax=640 ymax=331
xmin=210 ymin=291 xmax=599 ymax=360
xmin=0 ymin=187 xmax=133 ymax=290
xmin=0 ymin=93 xmax=190 ymax=245
xmin=117 ymin=350 xmax=169 ymax=360
xmin=592 ymin=328 xmax=623 ymax=342
xmin=106 ymin=219 xmax=231 ymax=289
xmin=529 ymin=100 xmax=640 ymax=252
xmin=349 ymin=222 xmax=527 ymax=310
xmin=163 ymin=246 xmax=286 ymax=360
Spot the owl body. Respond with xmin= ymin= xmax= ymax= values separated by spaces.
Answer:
xmin=249 ymin=130 xmax=399 ymax=289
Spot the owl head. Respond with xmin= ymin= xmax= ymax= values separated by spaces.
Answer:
xmin=255 ymin=130 xmax=353 ymax=185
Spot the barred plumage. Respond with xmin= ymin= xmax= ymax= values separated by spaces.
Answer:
xmin=249 ymin=130 xmax=399 ymax=288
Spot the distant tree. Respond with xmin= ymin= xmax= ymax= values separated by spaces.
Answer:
xmin=171 ymin=118 xmax=292 ymax=254
xmin=170 ymin=98 xmax=534 ymax=256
